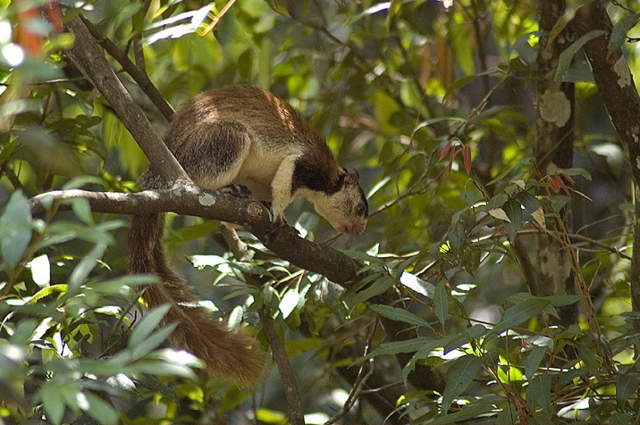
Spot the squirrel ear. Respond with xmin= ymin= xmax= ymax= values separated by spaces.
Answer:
xmin=345 ymin=169 xmax=360 ymax=186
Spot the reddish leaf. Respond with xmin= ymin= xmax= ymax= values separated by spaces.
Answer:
xmin=558 ymin=177 xmax=571 ymax=196
xmin=444 ymin=147 xmax=456 ymax=176
xmin=560 ymin=171 xmax=575 ymax=185
xmin=463 ymin=145 xmax=472 ymax=174
xmin=45 ymin=2 xmax=64 ymax=35
xmin=439 ymin=139 xmax=452 ymax=160
xmin=548 ymin=174 xmax=560 ymax=193
xmin=16 ymin=0 xmax=45 ymax=58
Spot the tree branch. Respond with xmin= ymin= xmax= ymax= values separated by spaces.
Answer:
xmin=30 ymin=187 xmax=444 ymax=391
xmin=78 ymin=15 xmax=175 ymax=121
xmin=219 ymin=225 xmax=306 ymax=425
xmin=61 ymin=13 xmax=445 ymax=393
xmin=64 ymin=16 xmax=188 ymax=186
xmin=572 ymin=0 xmax=640 ymax=358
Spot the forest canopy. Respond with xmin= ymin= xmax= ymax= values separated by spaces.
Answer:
xmin=2 ymin=0 xmax=640 ymax=424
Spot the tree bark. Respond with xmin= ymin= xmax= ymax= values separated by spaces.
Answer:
xmin=524 ymin=0 xmax=577 ymax=325
xmin=572 ymin=1 xmax=640 ymax=352
xmin=65 ymin=17 xmax=189 ymax=186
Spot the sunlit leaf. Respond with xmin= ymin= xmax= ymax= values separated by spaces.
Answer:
xmin=29 ymin=253 xmax=50 ymax=287
xmin=129 ymin=304 xmax=172 ymax=350
xmin=399 ymin=272 xmax=435 ymax=298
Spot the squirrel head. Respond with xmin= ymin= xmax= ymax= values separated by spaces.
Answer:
xmin=312 ymin=169 xmax=368 ymax=235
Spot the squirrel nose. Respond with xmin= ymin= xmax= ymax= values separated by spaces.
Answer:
xmin=340 ymin=222 xmax=366 ymax=235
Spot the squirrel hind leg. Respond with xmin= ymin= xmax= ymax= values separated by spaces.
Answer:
xmin=174 ymin=121 xmax=252 ymax=191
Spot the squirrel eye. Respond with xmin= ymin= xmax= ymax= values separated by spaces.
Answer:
xmin=355 ymin=204 xmax=367 ymax=217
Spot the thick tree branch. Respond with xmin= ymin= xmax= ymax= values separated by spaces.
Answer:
xmin=29 ymin=188 xmax=444 ymax=391
xmin=65 ymin=16 xmax=188 ymax=186
xmin=572 ymin=0 xmax=640 ymax=356
xmin=60 ymin=14 xmax=445 ymax=392
xmin=78 ymin=15 xmax=175 ymax=121
xmin=526 ymin=0 xmax=577 ymax=325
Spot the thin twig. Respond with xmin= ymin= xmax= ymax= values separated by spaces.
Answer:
xmin=79 ymin=15 xmax=175 ymax=121
xmin=324 ymin=320 xmax=378 ymax=425
xmin=219 ymin=225 xmax=306 ymax=425
xmin=201 ymin=0 xmax=238 ymax=35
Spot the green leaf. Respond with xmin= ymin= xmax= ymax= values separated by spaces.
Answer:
xmin=616 ymin=372 xmax=640 ymax=407
xmin=0 ymin=190 xmax=33 ymax=269
xmin=402 ymin=334 xmax=467 ymax=384
xmin=68 ymin=242 xmax=108 ymax=293
xmin=61 ymin=175 xmax=106 ymax=190
xmin=608 ymin=412 xmax=635 ymax=425
xmin=84 ymin=392 xmax=119 ymax=425
xmin=554 ymin=30 xmax=606 ymax=86
xmin=167 ymin=220 xmax=219 ymax=244
xmin=492 ymin=298 xmax=551 ymax=335
xmin=347 ymin=276 xmax=395 ymax=306
xmin=69 ymin=197 xmax=93 ymax=225
xmin=39 ymin=382 xmax=67 ymax=424
xmin=421 ymin=398 xmax=496 ymax=424
xmin=526 ymin=374 xmax=552 ymax=416
xmin=503 ymin=198 xmax=522 ymax=242
xmin=513 ymin=31 xmax=538 ymax=65
xmin=575 ymin=341 xmax=600 ymax=377
xmin=544 ymin=294 xmax=582 ymax=307
xmin=263 ymin=0 xmax=291 ymax=17
xmin=129 ymin=304 xmax=172 ymax=350
xmin=9 ymin=319 xmax=39 ymax=346
xmin=362 ymin=337 xmax=433 ymax=361
xmin=434 ymin=280 xmax=448 ymax=327
xmin=516 ymin=191 xmax=541 ymax=221
xmin=369 ymin=304 xmax=431 ymax=328
xmin=399 ymin=272 xmax=435 ymax=298
xmin=441 ymin=355 xmax=483 ymax=412
xmin=525 ymin=345 xmax=547 ymax=379
xmin=444 ymin=68 xmax=500 ymax=99
xmin=609 ymin=13 xmax=640 ymax=57
xmin=130 ymin=324 xmax=177 ymax=360
xmin=238 ymin=48 xmax=254 ymax=81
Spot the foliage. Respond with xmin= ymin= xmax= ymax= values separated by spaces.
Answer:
xmin=2 ymin=0 xmax=640 ymax=424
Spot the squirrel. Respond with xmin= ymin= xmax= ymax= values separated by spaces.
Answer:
xmin=128 ymin=85 xmax=369 ymax=385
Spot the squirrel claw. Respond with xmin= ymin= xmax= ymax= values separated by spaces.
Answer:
xmin=264 ymin=216 xmax=286 ymax=242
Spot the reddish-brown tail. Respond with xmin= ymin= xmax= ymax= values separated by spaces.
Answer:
xmin=128 ymin=212 xmax=265 ymax=385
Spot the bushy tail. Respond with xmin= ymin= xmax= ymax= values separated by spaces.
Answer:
xmin=128 ymin=212 xmax=265 ymax=385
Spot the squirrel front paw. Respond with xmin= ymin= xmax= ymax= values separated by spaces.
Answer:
xmin=263 ymin=207 xmax=301 ymax=242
